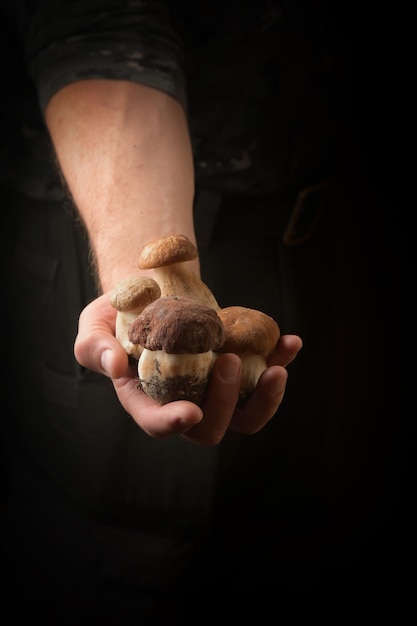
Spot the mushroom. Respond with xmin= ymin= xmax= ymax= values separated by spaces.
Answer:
xmin=215 ymin=305 xmax=280 ymax=403
xmin=128 ymin=295 xmax=225 ymax=405
xmin=109 ymin=275 xmax=161 ymax=360
xmin=137 ymin=234 xmax=220 ymax=310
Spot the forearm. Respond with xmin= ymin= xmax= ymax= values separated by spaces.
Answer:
xmin=45 ymin=79 xmax=196 ymax=292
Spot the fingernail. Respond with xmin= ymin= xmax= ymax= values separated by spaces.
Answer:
xmin=100 ymin=349 xmax=113 ymax=376
xmin=218 ymin=358 xmax=241 ymax=383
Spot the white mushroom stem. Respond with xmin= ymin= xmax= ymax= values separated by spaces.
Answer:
xmin=138 ymin=349 xmax=216 ymax=405
xmin=109 ymin=275 xmax=161 ymax=360
xmin=114 ymin=310 xmax=145 ymax=360
xmin=149 ymin=263 xmax=220 ymax=310
xmin=230 ymin=353 xmax=268 ymax=397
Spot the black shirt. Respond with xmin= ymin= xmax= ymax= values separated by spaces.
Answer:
xmin=1 ymin=0 xmax=346 ymax=197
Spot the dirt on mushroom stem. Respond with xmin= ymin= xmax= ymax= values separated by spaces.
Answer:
xmin=128 ymin=295 xmax=225 ymax=405
xmin=136 ymin=349 xmax=216 ymax=405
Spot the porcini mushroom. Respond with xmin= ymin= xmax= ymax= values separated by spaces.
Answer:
xmin=216 ymin=305 xmax=280 ymax=403
xmin=137 ymin=234 xmax=220 ymax=310
xmin=109 ymin=275 xmax=161 ymax=360
xmin=128 ymin=295 xmax=225 ymax=405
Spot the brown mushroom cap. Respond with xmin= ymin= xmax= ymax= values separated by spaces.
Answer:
xmin=216 ymin=306 xmax=280 ymax=356
xmin=137 ymin=234 xmax=198 ymax=270
xmin=128 ymin=295 xmax=225 ymax=354
xmin=109 ymin=275 xmax=161 ymax=312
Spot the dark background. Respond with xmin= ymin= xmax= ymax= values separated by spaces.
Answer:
xmin=0 ymin=1 xmax=414 ymax=620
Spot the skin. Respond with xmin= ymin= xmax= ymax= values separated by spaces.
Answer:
xmin=45 ymin=79 xmax=303 ymax=446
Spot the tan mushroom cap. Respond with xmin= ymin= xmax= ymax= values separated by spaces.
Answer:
xmin=109 ymin=275 xmax=161 ymax=312
xmin=128 ymin=295 xmax=225 ymax=354
xmin=137 ymin=234 xmax=198 ymax=269
xmin=217 ymin=306 xmax=280 ymax=356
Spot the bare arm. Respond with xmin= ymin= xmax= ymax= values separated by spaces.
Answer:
xmin=45 ymin=79 xmax=198 ymax=292
xmin=44 ymin=77 xmax=302 ymax=444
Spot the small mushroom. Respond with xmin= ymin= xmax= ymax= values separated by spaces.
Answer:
xmin=137 ymin=234 xmax=220 ymax=310
xmin=109 ymin=275 xmax=161 ymax=359
xmin=128 ymin=295 xmax=225 ymax=405
xmin=216 ymin=305 xmax=280 ymax=403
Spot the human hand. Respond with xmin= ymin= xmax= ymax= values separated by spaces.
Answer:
xmin=74 ymin=293 xmax=302 ymax=445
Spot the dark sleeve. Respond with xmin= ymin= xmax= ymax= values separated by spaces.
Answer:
xmin=21 ymin=0 xmax=187 ymax=114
